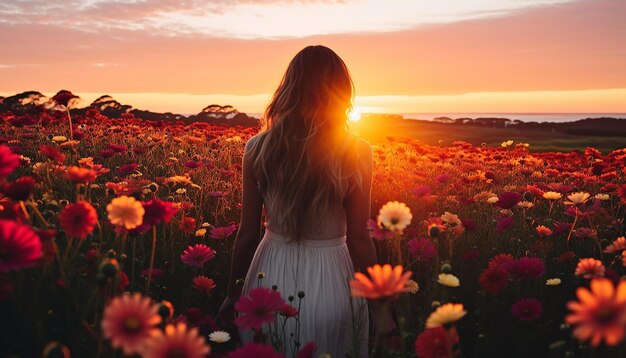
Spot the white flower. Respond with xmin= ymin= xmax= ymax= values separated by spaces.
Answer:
xmin=546 ymin=278 xmax=561 ymax=286
xmin=377 ymin=201 xmax=412 ymax=234
xmin=208 ymin=330 xmax=231 ymax=343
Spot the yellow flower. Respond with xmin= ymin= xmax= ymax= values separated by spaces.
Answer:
xmin=437 ymin=273 xmax=460 ymax=287
xmin=406 ymin=279 xmax=419 ymax=294
xmin=594 ymin=193 xmax=610 ymax=201
xmin=440 ymin=212 xmax=461 ymax=227
xmin=486 ymin=196 xmax=500 ymax=204
xmin=52 ymin=135 xmax=67 ymax=142
xmin=546 ymin=278 xmax=562 ymax=286
xmin=501 ymin=140 xmax=514 ymax=148
xmin=517 ymin=201 xmax=534 ymax=209
xmin=426 ymin=303 xmax=467 ymax=328
xmin=543 ymin=191 xmax=563 ymax=200
xmin=195 ymin=228 xmax=206 ymax=237
xmin=377 ymin=201 xmax=412 ymax=234
xmin=107 ymin=196 xmax=145 ymax=230
xmin=564 ymin=192 xmax=591 ymax=205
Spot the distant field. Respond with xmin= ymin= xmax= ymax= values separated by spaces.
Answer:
xmin=350 ymin=118 xmax=626 ymax=153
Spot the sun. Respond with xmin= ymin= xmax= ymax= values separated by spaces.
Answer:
xmin=348 ymin=107 xmax=362 ymax=122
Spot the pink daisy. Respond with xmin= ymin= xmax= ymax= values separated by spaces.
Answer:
xmin=511 ymin=298 xmax=542 ymax=321
xmin=366 ymin=218 xmax=394 ymax=241
xmin=234 ymin=287 xmax=286 ymax=330
xmin=180 ymin=244 xmax=216 ymax=268
xmin=0 ymin=219 xmax=43 ymax=272
xmin=209 ymin=224 xmax=237 ymax=239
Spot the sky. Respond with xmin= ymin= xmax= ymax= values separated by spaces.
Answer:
xmin=0 ymin=0 xmax=625 ymax=114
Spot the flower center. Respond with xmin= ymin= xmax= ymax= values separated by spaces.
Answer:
xmin=123 ymin=317 xmax=142 ymax=333
xmin=596 ymin=307 xmax=615 ymax=324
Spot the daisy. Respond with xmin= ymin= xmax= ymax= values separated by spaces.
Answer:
xmin=566 ymin=278 xmax=626 ymax=347
xmin=350 ymin=264 xmax=412 ymax=300
xmin=574 ymin=258 xmax=605 ymax=279
xmin=234 ymin=287 xmax=286 ymax=330
xmin=426 ymin=303 xmax=467 ymax=328
xmin=546 ymin=278 xmax=562 ymax=286
xmin=101 ymin=293 xmax=162 ymax=355
xmin=0 ymin=219 xmax=43 ymax=272
xmin=192 ymin=275 xmax=216 ymax=293
xmin=107 ymin=196 xmax=145 ymax=230
xmin=542 ymin=191 xmax=562 ymax=200
xmin=603 ymin=236 xmax=626 ymax=254
xmin=180 ymin=244 xmax=216 ymax=268
xmin=377 ymin=201 xmax=412 ymax=234
xmin=58 ymin=202 xmax=98 ymax=239
xmin=564 ymin=192 xmax=591 ymax=205
xmin=142 ymin=323 xmax=210 ymax=358
xmin=208 ymin=330 xmax=231 ymax=343
xmin=415 ymin=327 xmax=459 ymax=358
xmin=437 ymin=273 xmax=460 ymax=287
xmin=511 ymin=298 xmax=542 ymax=321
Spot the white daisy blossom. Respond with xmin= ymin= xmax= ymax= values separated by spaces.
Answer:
xmin=208 ymin=330 xmax=231 ymax=343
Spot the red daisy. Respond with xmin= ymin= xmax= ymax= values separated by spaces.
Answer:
xmin=415 ymin=327 xmax=459 ymax=358
xmin=479 ymin=267 xmax=509 ymax=294
xmin=0 ymin=219 xmax=43 ymax=272
xmin=511 ymin=298 xmax=542 ymax=321
xmin=0 ymin=145 xmax=20 ymax=177
xmin=180 ymin=244 xmax=215 ymax=268
xmin=234 ymin=287 xmax=286 ymax=330
xmin=142 ymin=199 xmax=179 ymax=226
xmin=192 ymin=275 xmax=216 ymax=293
xmin=59 ymin=201 xmax=98 ymax=239
xmin=3 ymin=176 xmax=36 ymax=201
xmin=408 ymin=237 xmax=437 ymax=262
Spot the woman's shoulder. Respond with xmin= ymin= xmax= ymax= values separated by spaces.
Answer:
xmin=348 ymin=133 xmax=372 ymax=159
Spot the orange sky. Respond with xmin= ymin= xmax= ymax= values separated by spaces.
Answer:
xmin=1 ymin=0 xmax=625 ymax=114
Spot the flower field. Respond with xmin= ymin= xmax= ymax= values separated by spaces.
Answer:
xmin=1 ymin=101 xmax=626 ymax=357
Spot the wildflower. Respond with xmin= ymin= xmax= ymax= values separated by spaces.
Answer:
xmin=279 ymin=304 xmax=299 ymax=318
xmin=511 ymin=298 xmax=542 ymax=321
xmin=39 ymin=145 xmax=66 ymax=163
xmin=195 ymin=228 xmax=206 ymax=237
xmin=3 ymin=176 xmax=36 ymax=201
xmin=407 ymin=238 xmax=437 ymax=262
xmin=543 ymin=191 xmax=563 ymax=200
xmin=546 ymin=278 xmax=562 ymax=286
xmin=604 ymin=236 xmax=626 ymax=254
xmin=234 ymin=287 xmax=286 ymax=330
xmin=574 ymin=258 xmax=605 ymax=279
xmin=566 ymin=278 xmax=626 ymax=347
xmin=0 ymin=145 xmax=20 ymax=177
xmin=501 ymin=140 xmax=513 ymax=147
xmin=496 ymin=192 xmax=521 ymax=209
xmin=440 ymin=211 xmax=462 ymax=227
xmin=52 ymin=136 xmax=67 ymax=143
xmin=0 ymin=219 xmax=43 ymax=272
xmin=437 ymin=273 xmax=460 ymax=287
xmin=65 ymin=166 xmax=97 ymax=183
xmin=107 ymin=196 xmax=145 ymax=230
xmin=406 ymin=279 xmax=419 ymax=294
xmin=192 ymin=275 xmax=216 ymax=293
xmin=564 ymin=192 xmax=591 ymax=205
xmin=479 ymin=267 xmax=509 ymax=294
xmin=505 ymin=257 xmax=545 ymax=279
xmin=59 ymin=201 xmax=98 ymax=239
xmin=180 ymin=244 xmax=216 ymax=268
xmin=178 ymin=217 xmax=197 ymax=234
xmin=536 ymin=225 xmax=552 ymax=237
xmin=415 ymin=327 xmax=460 ymax=358
xmin=210 ymin=224 xmax=237 ymax=239
xmin=101 ymin=293 xmax=162 ymax=355
xmin=350 ymin=264 xmax=412 ymax=300
xmin=227 ymin=343 xmax=284 ymax=358
xmin=517 ymin=201 xmax=534 ymax=209
xmin=142 ymin=323 xmax=210 ymax=358
xmin=488 ymin=253 xmax=514 ymax=269
xmin=142 ymin=199 xmax=178 ymax=226
xmin=426 ymin=303 xmax=466 ymax=328
xmin=496 ymin=217 xmax=514 ymax=232
xmin=52 ymin=90 xmax=79 ymax=107
xmin=208 ymin=330 xmax=231 ymax=343
xmin=594 ymin=193 xmax=610 ymax=201
xmin=377 ymin=201 xmax=412 ymax=234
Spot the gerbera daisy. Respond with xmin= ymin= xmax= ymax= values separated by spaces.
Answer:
xmin=192 ymin=275 xmax=216 ymax=293
xmin=106 ymin=196 xmax=145 ymax=230
xmin=505 ymin=257 xmax=545 ymax=279
xmin=566 ymin=278 xmax=626 ymax=347
xmin=564 ymin=192 xmax=591 ymax=205
xmin=425 ymin=303 xmax=467 ymax=328
xmin=408 ymin=238 xmax=437 ymax=262
xmin=536 ymin=225 xmax=553 ymax=237
xmin=574 ymin=258 xmax=605 ymax=279
xmin=437 ymin=273 xmax=460 ymax=288
xmin=0 ymin=145 xmax=20 ymax=177
xmin=367 ymin=219 xmax=394 ymax=241
xmin=542 ymin=191 xmax=563 ymax=200
xmin=440 ymin=212 xmax=462 ymax=227
xmin=487 ymin=253 xmax=514 ymax=269
xmin=496 ymin=192 xmax=521 ymax=209
xmin=234 ymin=287 xmax=286 ymax=330
xmin=180 ymin=244 xmax=215 ymax=268
xmin=101 ymin=292 xmax=162 ymax=355
xmin=350 ymin=264 xmax=412 ymax=300
xmin=58 ymin=201 xmax=98 ymax=239
xmin=546 ymin=278 xmax=562 ymax=286
xmin=210 ymin=224 xmax=237 ymax=239
xmin=65 ymin=166 xmax=97 ymax=183
xmin=511 ymin=298 xmax=542 ymax=321
xmin=377 ymin=201 xmax=412 ymax=234
xmin=142 ymin=322 xmax=210 ymax=358
xmin=208 ymin=330 xmax=231 ymax=343
xmin=0 ymin=219 xmax=43 ymax=272
xmin=3 ymin=176 xmax=36 ymax=201
xmin=479 ymin=267 xmax=509 ymax=294
xmin=415 ymin=327 xmax=459 ymax=358
xmin=142 ymin=199 xmax=179 ymax=226
xmin=604 ymin=236 xmax=626 ymax=254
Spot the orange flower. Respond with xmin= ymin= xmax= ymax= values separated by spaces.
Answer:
xmin=574 ymin=258 xmax=605 ymax=279
xmin=535 ymin=225 xmax=553 ymax=237
xmin=66 ymin=166 xmax=97 ymax=183
xmin=604 ymin=236 xmax=626 ymax=254
xmin=566 ymin=278 xmax=626 ymax=347
xmin=350 ymin=264 xmax=412 ymax=300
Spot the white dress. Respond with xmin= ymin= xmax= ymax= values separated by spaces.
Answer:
xmin=239 ymin=193 xmax=370 ymax=358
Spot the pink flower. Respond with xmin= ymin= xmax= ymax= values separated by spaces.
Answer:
xmin=407 ymin=237 xmax=437 ymax=262
xmin=0 ymin=219 xmax=43 ymax=272
xmin=296 ymin=341 xmax=317 ymax=358
xmin=511 ymin=298 xmax=542 ymax=321
xmin=180 ymin=244 xmax=215 ymax=268
xmin=505 ymin=257 xmax=545 ymax=279
xmin=192 ymin=275 xmax=216 ymax=293
xmin=496 ymin=216 xmax=515 ymax=232
xmin=142 ymin=199 xmax=179 ymax=226
xmin=366 ymin=218 xmax=394 ymax=241
xmin=2 ymin=176 xmax=36 ymax=201
xmin=496 ymin=191 xmax=521 ymax=209
xmin=58 ymin=202 xmax=98 ymax=239
xmin=228 ymin=343 xmax=284 ymax=358
xmin=209 ymin=224 xmax=237 ymax=239
xmin=0 ymin=145 xmax=20 ymax=177
xmin=234 ymin=287 xmax=286 ymax=330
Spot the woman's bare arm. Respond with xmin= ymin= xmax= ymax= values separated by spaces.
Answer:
xmin=225 ymin=137 xmax=264 ymax=299
xmin=345 ymin=140 xmax=377 ymax=273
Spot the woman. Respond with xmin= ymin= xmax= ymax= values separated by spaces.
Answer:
xmin=217 ymin=45 xmax=381 ymax=357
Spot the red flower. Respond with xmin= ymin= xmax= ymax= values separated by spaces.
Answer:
xmin=0 ymin=145 xmax=21 ymax=177
xmin=479 ymin=267 xmax=509 ymax=294
xmin=511 ymin=298 xmax=542 ymax=321
xmin=234 ymin=287 xmax=286 ymax=330
xmin=228 ymin=343 xmax=284 ymax=358
xmin=3 ymin=176 xmax=36 ymax=201
xmin=52 ymin=90 xmax=79 ymax=107
xmin=415 ymin=327 xmax=459 ymax=358
xmin=488 ymin=254 xmax=514 ymax=269
xmin=496 ymin=216 xmax=514 ymax=232
xmin=180 ymin=244 xmax=215 ymax=268
xmin=209 ymin=224 xmax=237 ymax=239
xmin=178 ymin=217 xmax=196 ymax=234
xmin=0 ymin=219 xmax=43 ymax=272
xmin=408 ymin=237 xmax=437 ymax=262
xmin=39 ymin=145 xmax=65 ymax=163
xmin=617 ymin=184 xmax=626 ymax=204
xmin=192 ymin=275 xmax=216 ymax=293
xmin=505 ymin=257 xmax=545 ymax=279
xmin=296 ymin=341 xmax=316 ymax=358
xmin=496 ymin=191 xmax=521 ymax=209
xmin=65 ymin=166 xmax=97 ymax=183
xmin=59 ymin=202 xmax=98 ymax=239
xmin=142 ymin=199 xmax=179 ymax=226
xmin=278 ymin=304 xmax=299 ymax=318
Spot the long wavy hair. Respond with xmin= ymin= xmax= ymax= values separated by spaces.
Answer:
xmin=248 ymin=45 xmax=364 ymax=241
